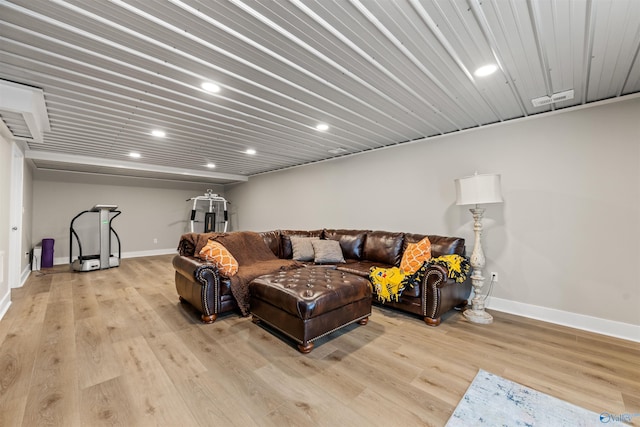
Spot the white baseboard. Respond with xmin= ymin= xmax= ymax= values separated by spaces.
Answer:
xmin=121 ymin=248 xmax=178 ymax=259
xmin=52 ymin=248 xmax=178 ymax=266
xmin=0 ymin=291 xmax=11 ymax=321
xmin=18 ymin=264 xmax=30 ymax=288
xmin=487 ymin=297 xmax=640 ymax=343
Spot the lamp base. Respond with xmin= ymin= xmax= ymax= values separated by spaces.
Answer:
xmin=463 ymin=307 xmax=494 ymax=324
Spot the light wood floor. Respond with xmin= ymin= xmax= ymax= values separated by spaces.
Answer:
xmin=1 ymin=255 xmax=638 ymax=426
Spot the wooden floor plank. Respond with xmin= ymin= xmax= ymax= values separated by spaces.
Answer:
xmin=71 ymin=274 xmax=100 ymax=321
xmin=0 ymin=396 xmax=26 ymax=427
xmin=2 ymin=256 xmax=638 ymax=427
xmin=179 ymin=375 xmax=260 ymax=426
xmin=79 ymin=376 xmax=138 ymax=427
xmin=146 ymin=330 xmax=208 ymax=384
xmin=21 ymin=301 xmax=81 ymax=427
xmin=74 ymin=316 xmax=123 ymax=390
xmin=111 ymin=336 xmax=199 ymax=425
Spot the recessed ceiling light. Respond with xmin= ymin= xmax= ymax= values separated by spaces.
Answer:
xmin=328 ymin=147 xmax=347 ymax=154
xmin=316 ymin=123 xmax=329 ymax=131
xmin=474 ymin=64 xmax=498 ymax=77
xmin=129 ymin=152 xmax=141 ymax=158
xmin=201 ymin=82 xmax=220 ymax=93
xmin=206 ymin=163 xmax=216 ymax=168
xmin=245 ymin=148 xmax=256 ymax=155
xmin=151 ymin=130 xmax=166 ymax=137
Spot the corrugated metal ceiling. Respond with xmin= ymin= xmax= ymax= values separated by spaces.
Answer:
xmin=1 ymin=0 xmax=639 ymax=184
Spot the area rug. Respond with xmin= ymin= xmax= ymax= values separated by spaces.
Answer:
xmin=446 ymin=369 xmax=629 ymax=426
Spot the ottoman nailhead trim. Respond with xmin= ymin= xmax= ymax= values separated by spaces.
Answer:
xmin=252 ymin=313 xmax=370 ymax=345
xmin=306 ymin=314 xmax=370 ymax=343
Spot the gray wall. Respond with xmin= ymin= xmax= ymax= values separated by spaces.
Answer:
xmin=225 ymin=97 xmax=640 ymax=326
xmin=32 ymin=172 xmax=223 ymax=262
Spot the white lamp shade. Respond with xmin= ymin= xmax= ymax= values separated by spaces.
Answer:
xmin=455 ymin=173 xmax=503 ymax=205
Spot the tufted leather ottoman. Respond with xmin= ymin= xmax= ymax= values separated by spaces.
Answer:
xmin=249 ymin=267 xmax=372 ymax=353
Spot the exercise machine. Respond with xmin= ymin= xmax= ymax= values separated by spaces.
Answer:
xmin=70 ymin=204 xmax=121 ymax=272
xmin=187 ymin=190 xmax=229 ymax=232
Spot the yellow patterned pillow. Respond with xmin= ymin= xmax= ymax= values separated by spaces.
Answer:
xmin=400 ymin=237 xmax=431 ymax=274
xmin=198 ymin=239 xmax=239 ymax=277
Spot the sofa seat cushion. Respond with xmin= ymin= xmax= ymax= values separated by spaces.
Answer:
xmin=336 ymin=260 xmax=394 ymax=277
xmin=362 ymin=231 xmax=404 ymax=266
xmin=219 ymin=278 xmax=234 ymax=297
xmin=339 ymin=258 xmax=422 ymax=298
xmin=400 ymin=281 xmax=420 ymax=298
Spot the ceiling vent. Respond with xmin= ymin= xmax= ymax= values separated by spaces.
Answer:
xmin=0 ymin=80 xmax=50 ymax=143
xmin=531 ymin=89 xmax=575 ymax=108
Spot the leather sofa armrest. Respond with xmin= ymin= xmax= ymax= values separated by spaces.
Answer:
xmin=421 ymin=263 xmax=472 ymax=326
xmin=173 ymin=255 xmax=223 ymax=323
xmin=172 ymin=255 xmax=220 ymax=284
xmin=422 ymin=263 xmax=471 ymax=290
xmin=422 ymin=264 xmax=449 ymax=289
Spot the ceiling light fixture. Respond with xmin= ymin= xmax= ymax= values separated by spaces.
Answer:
xmin=206 ymin=163 xmax=216 ymax=168
xmin=129 ymin=152 xmax=141 ymax=158
xmin=245 ymin=149 xmax=256 ymax=155
xmin=201 ymin=82 xmax=220 ymax=93
xmin=328 ymin=147 xmax=347 ymax=154
xmin=474 ymin=64 xmax=498 ymax=77
xmin=316 ymin=123 xmax=329 ymax=131
xmin=151 ymin=130 xmax=166 ymax=137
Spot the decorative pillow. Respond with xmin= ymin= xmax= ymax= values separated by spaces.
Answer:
xmin=198 ymin=239 xmax=239 ymax=277
xmin=311 ymin=239 xmax=345 ymax=264
xmin=400 ymin=236 xmax=431 ymax=274
xmin=290 ymin=236 xmax=319 ymax=261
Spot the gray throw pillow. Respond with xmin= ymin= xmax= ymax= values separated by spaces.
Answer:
xmin=290 ymin=236 xmax=319 ymax=261
xmin=311 ymin=239 xmax=345 ymax=264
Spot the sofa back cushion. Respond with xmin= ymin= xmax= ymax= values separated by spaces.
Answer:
xmin=362 ymin=230 xmax=404 ymax=266
xmin=404 ymin=233 xmax=465 ymax=257
xmin=280 ymin=229 xmax=324 ymax=259
xmin=323 ymin=229 xmax=369 ymax=260
xmin=260 ymin=230 xmax=282 ymax=258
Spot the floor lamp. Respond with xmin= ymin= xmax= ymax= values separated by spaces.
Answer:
xmin=455 ymin=173 xmax=503 ymax=324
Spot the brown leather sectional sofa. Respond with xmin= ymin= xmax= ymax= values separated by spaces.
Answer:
xmin=173 ymin=229 xmax=472 ymax=327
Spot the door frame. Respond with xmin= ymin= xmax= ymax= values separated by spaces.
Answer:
xmin=9 ymin=141 xmax=24 ymax=288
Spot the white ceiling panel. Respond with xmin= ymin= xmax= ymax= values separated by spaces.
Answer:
xmin=1 ymin=0 xmax=638 ymax=184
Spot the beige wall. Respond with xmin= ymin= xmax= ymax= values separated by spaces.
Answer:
xmin=32 ymin=171 xmax=222 ymax=262
xmin=225 ymin=97 xmax=640 ymax=327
